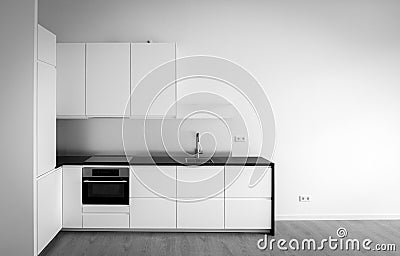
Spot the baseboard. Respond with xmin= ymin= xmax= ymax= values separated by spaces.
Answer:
xmin=276 ymin=214 xmax=400 ymax=221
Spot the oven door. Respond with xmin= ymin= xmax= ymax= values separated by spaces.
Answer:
xmin=82 ymin=177 xmax=129 ymax=205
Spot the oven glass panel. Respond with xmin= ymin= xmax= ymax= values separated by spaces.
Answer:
xmin=83 ymin=178 xmax=129 ymax=205
xmin=88 ymin=183 xmax=124 ymax=198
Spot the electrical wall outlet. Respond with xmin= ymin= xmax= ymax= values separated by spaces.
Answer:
xmin=234 ymin=136 xmax=247 ymax=142
xmin=299 ymin=195 xmax=311 ymax=202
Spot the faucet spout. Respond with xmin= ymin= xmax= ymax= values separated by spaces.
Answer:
xmin=194 ymin=132 xmax=203 ymax=158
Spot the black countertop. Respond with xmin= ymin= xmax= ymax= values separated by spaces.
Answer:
xmin=56 ymin=155 xmax=273 ymax=167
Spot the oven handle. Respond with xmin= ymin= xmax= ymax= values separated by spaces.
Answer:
xmin=83 ymin=180 xmax=128 ymax=183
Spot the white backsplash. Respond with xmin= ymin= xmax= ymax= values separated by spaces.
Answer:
xmin=56 ymin=118 xmax=245 ymax=156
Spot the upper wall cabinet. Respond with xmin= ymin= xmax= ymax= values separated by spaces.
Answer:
xmin=56 ymin=43 xmax=86 ymax=117
xmin=38 ymin=25 xmax=56 ymax=66
xmin=131 ymin=43 xmax=176 ymax=117
xmin=86 ymin=43 xmax=131 ymax=117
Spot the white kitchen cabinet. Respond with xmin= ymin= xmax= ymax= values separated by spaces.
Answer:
xmin=177 ymin=166 xmax=224 ymax=198
xmin=83 ymin=213 xmax=129 ymax=228
xmin=37 ymin=168 xmax=62 ymax=253
xmin=62 ymin=166 xmax=82 ymax=228
xmin=177 ymin=198 xmax=224 ymax=229
xmin=38 ymin=25 xmax=56 ymax=66
xmin=56 ymin=43 xmax=86 ymax=117
xmin=225 ymin=166 xmax=272 ymax=197
xmin=86 ymin=43 xmax=131 ymax=116
xmin=83 ymin=205 xmax=129 ymax=213
xmin=37 ymin=61 xmax=56 ymax=177
xmin=82 ymin=205 xmax=129 ymax=228
xmin=225 ymin=166 xmax=272 ymax=230
xmin=130 ymin=43 xmax=176 ymax=117
xmin=130 ymin=166 xmax=176 ymax=198
xmin=130 ymin=198 xmax=176 ymax=228
xmin=225 ymin=198 xmax=271 ymax=229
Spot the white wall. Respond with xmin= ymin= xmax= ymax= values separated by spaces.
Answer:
xmin=0 ymin=0 xmax=37 ymax=255
xmin=39 ymin=0 xmax=400 ymax=219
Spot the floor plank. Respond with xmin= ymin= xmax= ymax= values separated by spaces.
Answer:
xmin=40 ymin=220 xmax=400 ymax=256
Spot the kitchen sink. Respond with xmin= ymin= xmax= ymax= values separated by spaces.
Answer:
xmin=184 ymin=157 xmax=214 ymax=165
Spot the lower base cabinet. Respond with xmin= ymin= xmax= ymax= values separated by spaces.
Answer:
xmin=130 ymin=198 xmax=176 ymax=228
xmin=82 ymin=205 xmax=130 ymax=228
xmin=177 ymin=198 xmax=224 ymax=229
xmin=62 ymin=166 xmax=82 ymax=228
xmin=37 ymin=168 xmax=62 ymax=253
xmin=82 ymin=213 xmax=130 ymax=228
xmin=56 ymin=164 xmax=273 ymax=232
xmin=225 ymin=198 xmax=271 ymax=229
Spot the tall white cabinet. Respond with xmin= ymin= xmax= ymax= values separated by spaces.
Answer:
xmin=37 ymin=168 xmax=62 ymax=254
xmin=36 ymin=25 xmax=60 ymax=255
xmin=37 ymin=25 xmax=56 ymax=177
xmin=38 ymin=25 xmax=56 ymax=66
xmin=86 ymin=43 xmax=131 ymax=117
xmin=56 ymin=43 xmax=86 ymax=117
xmin=37 ymin=62 xmax=56 ymax=177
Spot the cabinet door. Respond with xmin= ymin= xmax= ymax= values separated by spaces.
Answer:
xmin=130 ymin=198 xmax=176 ymax=228
xmin=83 ymin=213 xmax=129 ymax=228
xmin=56 ymin=43 xmax=86 ymax=116
xmin=86 ymin=43 xmax=130 ymax=116
xmin=177 ymin=166 xmax=224 ymax=198
xmin=37 ymin=62 xmax=56 ymax=177
xmin=225 ymin=166 xmax=272 ymax=197
xmin=130 ymin=166 xmax=176 ymax=198
xmin=62 ymin=166 xmax=82 ymax=228
xmin=131 ymin=43 xmax=176 ymax=117
xmin=225 ymin=198 xmax=271 ymax=229
xmin=177 ymin=198 xmax=224 ymax=229
xmin=38 ymin=25 xmax=56 ymax=66
xmin=38 ymin=168 xmax=62 ymax=253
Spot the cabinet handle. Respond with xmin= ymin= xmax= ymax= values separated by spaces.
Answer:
xmin=83 ymin=180 xmax=127 ymax=183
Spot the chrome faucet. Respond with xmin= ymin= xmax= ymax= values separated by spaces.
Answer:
xmin=194 ymin=132 xmax=203 ymax=158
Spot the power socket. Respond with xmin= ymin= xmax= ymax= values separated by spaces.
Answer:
xmin=234 ymin=136 xmax=247 ymax=142
xmin=299 ymin=195 xmax=311 ymax=202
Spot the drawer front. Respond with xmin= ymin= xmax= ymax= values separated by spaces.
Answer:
xmin=130 ymin=166 xmax=176 ymax=198
xmin=177 ymin=198 xmax=224 ymax=229
xmin=130 ymin=198 xmax=176 ymax=228
xmin=82 ymin=213 xmax=129 ymax=228
xmin=225 ymin=198 xmax=271 ymax=229
xmin=225 ymin=166 xmax=271 ymax=198
xmin=82 ymin=205 xmax=129 ymax=213
xmin=177 ymin=166 xmax=224 ymax=198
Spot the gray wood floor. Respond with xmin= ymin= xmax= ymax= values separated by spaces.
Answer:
xmin=40 ymin=220 xmax=399 ymax=256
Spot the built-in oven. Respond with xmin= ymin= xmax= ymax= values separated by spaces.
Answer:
xmin=82 ymin=167 xmax=129 ymax=205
